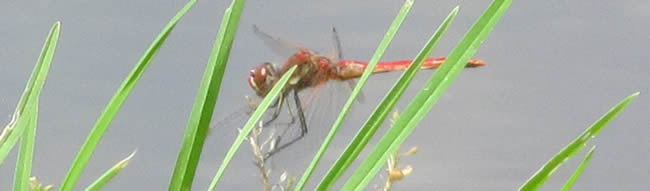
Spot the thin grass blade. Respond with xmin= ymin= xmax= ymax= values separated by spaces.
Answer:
xmin=10 ymin=22 xmax=60 ymax=191
xmin=561 ymin=146 xmax=596 ymax=191
xmin=13 ymin=102 xmax=39 ymax=191
xmin=84 ymin=150 xmax=136 ymax=191
xmin=58 ymin=2 xmax=197 ymax=190
xmin=167 ymin=0 xmax=245 ymax=190
xmin=342 ymin=0 xmax=512 ymax=189
xmin=311 ymin=5 xmax=458 ymax=190
xmin=519 ymin=92 xmax=639 ymax=191
xmin=208 ymin=66 xmax=297 ymax=191
xmin=0 ymin=22 xmax=60 ymax=165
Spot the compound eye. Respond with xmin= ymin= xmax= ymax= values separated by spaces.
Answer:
xmin=263 ymin=62 xmax=278 ymax=76
xmin=255 ymin=67 xmax=267 ymax=84
xmin=248 ymin=64 xmax=268 ymax=87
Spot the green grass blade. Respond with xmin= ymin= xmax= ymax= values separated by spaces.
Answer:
xmin=168 ymin=0 xmax=245 ymax=190
xmin=84 ymin=150 xmax=136 ymax=191
xmin=561 ymin=146 xmax=596 ymax=191
xmin=58 ymin=2 xmax=197 ymax=190
xmin=311 ymin=5 xmax=458 ymax=190
xmin=342 ymin=0 xmax=511 ymax=189
xmin=519 ymin=92 xmax=639 ymax=191
xmin=14 ymin=102 xmax=39 ymax=191
xmin=0 ymin=21 xmax=60 ymax=166
xmin=9 ymin=21 xmax=60 ymax=191
xmin=207 ymin=66 xmax=297 ymax=191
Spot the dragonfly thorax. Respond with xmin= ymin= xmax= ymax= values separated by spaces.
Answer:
xmin=248 ymin=51 xmax=348 ymax=98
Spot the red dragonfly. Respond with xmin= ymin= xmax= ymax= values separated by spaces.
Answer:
xmin=243 ymin=26 xmax=485 ymax=158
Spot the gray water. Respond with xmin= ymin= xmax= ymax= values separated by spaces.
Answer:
xmin=1 ymin=0 xmax=649 ymax=190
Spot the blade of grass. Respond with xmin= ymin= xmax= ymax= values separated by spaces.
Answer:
xmin=342 ymin=0 xmax=512 ymax=189
xmin=0 ymin=22 xmax=60 ymax=165
xmin=312 ymin=5 xmax=458 ymax=190
xmin=168 ymin=0 xmax=245 ymax=190
xmin=519 ymin=92 xmax=639 ymax=191
xmin=13 ymin=102 xmax=39 ymax=191
xmin=11 ymin=22 xmax=60 ymax=191
xmin=207 ymin=66 xmax=297 ymax=191
xmin=58 ymin=2 xmax=197 ymax=190
xmin=561 ymin=146 xmax=596 ymax=191
xmin=84 ymin=150 xmax=136 ymax=191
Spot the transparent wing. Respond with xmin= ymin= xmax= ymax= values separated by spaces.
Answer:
xmin=330 ymin=27 xmax=344 ymax=61
xmin=253 ymin=25 xmax=308 ymax=58
xmin=329 ymin=27 xmax=365 ymax=103
xmin=210 ymin=96 xmax=258 ymax=131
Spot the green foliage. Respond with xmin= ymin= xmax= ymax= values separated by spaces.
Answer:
xmin=85 ymin=151 xmax=136 ymax=191
xmin=519 ymin=92 xmax=639 ymax=191
xmin=59 ymin=1 xmax=197 ymax=190
xmin=168 ymin=0 xmax=244 ymax=190
xmin=0 ymin=0 xmax=640 ymax=191
xmin=300 ymin=0 xmax=415 ymax=189
xmin=561 ymin=146 xmax=596 ymax=191
xmin=314 ymin=3 xmax=465 ymax=190
xmin=0 ymin=22 xmax=60 ymax=191
xmin=341 ymin=0 xmax=511 ymax=189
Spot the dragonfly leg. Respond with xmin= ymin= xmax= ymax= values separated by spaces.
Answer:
xmin=262 ymin=90 xmax=288 ymax=127
xmin=283 ymin=96 xmax=298 ymax=126
xmin=293 ymin=89 xmax=308 ymax=137
xmin=268 ymin=95 xmax=280 ymax=108
xmin=264 ymin=90 xmax=308 ymax=159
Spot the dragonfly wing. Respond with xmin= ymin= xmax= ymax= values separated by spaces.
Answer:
xmin=344 ymin=79 xmax=365 ymax=103
xmin=210 ymin=97 xmax=259 ymax=136
xmin=253 ymin=25 xmax=306 ymax=58
xmin=330 ymin=27 xmax=344 ymax=62
xmin=329 ymin=27 xmax=365 ymax=103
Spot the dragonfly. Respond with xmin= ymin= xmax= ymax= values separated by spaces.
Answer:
xmin=242 ymin=25 xmax=485 ymax=158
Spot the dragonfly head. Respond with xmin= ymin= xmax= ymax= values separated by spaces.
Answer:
xmin=248 ymin=62 xmax=278 ymax=97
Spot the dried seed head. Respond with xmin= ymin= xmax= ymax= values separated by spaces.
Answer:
xmin=404 ymin=146 xmax=418 ymax=155
xmin=388 ymin=169 xmax=404 ymax=181
xmin=388 ymin=165 xmax=414 ymax=181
